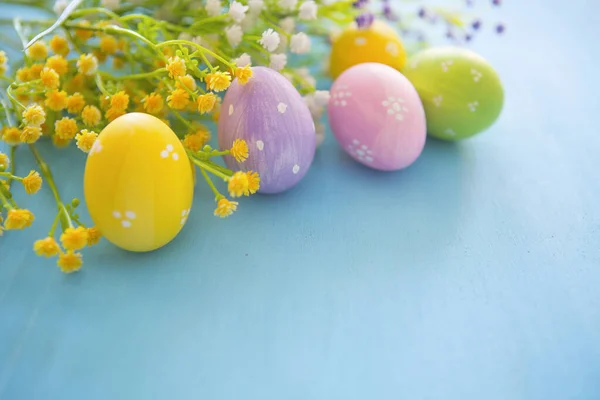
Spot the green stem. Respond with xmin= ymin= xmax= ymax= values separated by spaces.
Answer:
xmin=95 ymin=74 xmax=109 ymax=96
xmin=69 ymin=8 xmax=121 ymax=22
xmin=100 ymin=67 xmax=166 ymax=81
xmin=190 ymin=156 xmax=230 ymax=181
xmin=199 ymin=167 xmax=221 ymax=198
xmin=0 ymin=182 xmax=15 ymax=209
xmin=156 ymin=40 xmax=233 ymax=68
xmin=8 ymin=146 xmax=15 ymax=187
xmin=189 ymin=14 xmax=229 ymax=28
xmin=0 ymin=171 xmax=22 ymax=181
xmin=6 ymin=86 xmax=25 ymax=110
xmin=28 ymin=144 xmax=73 ymax=229
xmin=177 ymin=76 xmax=198 ymax=99
xmin=172 ymin=110 xmax=193 ymax=130
xmin=49 ymin=211 xmax=60 ymax=236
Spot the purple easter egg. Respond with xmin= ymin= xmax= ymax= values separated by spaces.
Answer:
xmin=218 ymin=66 xmax=316 ymax=194
xmin=328 ymin=62 xmax=427 ymax=171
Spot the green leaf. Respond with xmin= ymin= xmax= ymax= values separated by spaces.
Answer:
xmin=24 ymin=0 xmax=85 ymax=51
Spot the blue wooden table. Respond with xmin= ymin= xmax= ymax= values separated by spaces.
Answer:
xmin=1 ymin=1 xmax=599 ymax=399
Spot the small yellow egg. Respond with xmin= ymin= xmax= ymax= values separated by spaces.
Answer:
xmin=329 ymin=20 xmax=407 ymax=79
xmin=83 ymin=113 xmax=194 ymax=252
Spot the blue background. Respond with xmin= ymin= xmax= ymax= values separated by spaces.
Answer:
xmin=1 ymin=1 xmax=599 ymax=399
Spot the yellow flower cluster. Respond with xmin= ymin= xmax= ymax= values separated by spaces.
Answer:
xmin=33 ymin=226 xmax=102 ymax=273
xmin=1 ymin=12 xmax=265 ymax=274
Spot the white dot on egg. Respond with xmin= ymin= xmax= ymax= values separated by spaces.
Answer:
xmin=125 ymin=211 xmax=136 ymax=219
xmin=292 ymin=164 xmax=300 ymax=174
xmin=352 ymin=139 xmax=360 ymax=145
xmin=160 ymin=150 xmax=168 ymax=158
xmin=229 ymin=104 xmax=234 ymax=116
xmin=277 ymin=102 xmax=288 ymax=114
xmin=181 ymin=210 xmax=187 ymax=217
xmin=256 ymin=140 xmax=264 ymax=151
xmin=112 ymin=211 xmax=121 ymax=219
xmin=355 ymin=37 xmax=367 ymax=46
xmin=172 ymin=153 xmax=179 ymax=161
xmin=166 ymin=144 xmax=174 ymax=152
xmin=385 ymin=42 xmax=399 ymax=57
xmin=122 ymin=220 xmax=132 ymax=228
xmin=180 ymin=218 xmax=186 ymax=225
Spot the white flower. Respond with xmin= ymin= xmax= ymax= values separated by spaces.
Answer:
xmin=315 ymin=122 xmax=325 ymax=148
xmin=259 ymin=29 xmax=280 ymax=52
xmin=101 ymin=0 xmax=120 ymax=10
xmin=290 ymin=32 xmax=311 ymax=54
xmin=53 ymin=0 xmax=67 ymax=15
xmin=226 ymin=25 xmax=243 ymax=47
xmin=269 ymin=53 xmax=287 ymax=71
xmin=299 ymin=1 xmax=318 ymax=20
xmin=313 ymin=90 xmax=330 ymax=107
xmin=234 ymin=53 xmax=252 ymax=67
xmin=280 ymin=17 xmax=295 ymax=33
xmin=229 ymin=1 xmax=249 ymax=23
xmin=278 ymin=0 xmax=297 ymax=11
xmin=304 ymin=91 xmax=329 ymax=119
xmin=205 ymin=0 xmax=222 ymax=17
xmin=248 ymin=0 xmax=264 ymax=15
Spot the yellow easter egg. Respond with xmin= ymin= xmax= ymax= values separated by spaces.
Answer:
xmin=329 ymin=20 xmax=407 ymax=79
xmin=83 ymin=113 xmax=194 ymax=252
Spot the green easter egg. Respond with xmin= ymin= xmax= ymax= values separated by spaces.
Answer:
xmin=403 ymin=47 xmax=504 ymax=141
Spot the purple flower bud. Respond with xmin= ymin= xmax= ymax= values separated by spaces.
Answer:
xmin=496 ymin=23 xmax=505 ymax=34
xmin=492 ymin=0 xmax=501 ymax=5
xmin=356 ymin=12 xmax=375 ymax=28
xmin=418 ymin=8 xmax=427 ymax=18
xmin=472 ymin=19 xmax=481 ymax=30
xmin=383 ymin=3 xmax=396 ymax=20
xmin=352 ymin=0 xmax=369 ymax=9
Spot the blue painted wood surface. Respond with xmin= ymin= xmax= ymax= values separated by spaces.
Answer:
xmin=1 ymin=1 xmax=599 ymax=399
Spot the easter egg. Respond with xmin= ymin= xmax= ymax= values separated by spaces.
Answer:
xmin=83 ymin=113 xmax=194 ymax=252
xmin=328 ymin=62 xmax=427 ymax=171
xmin=218 ymin=66 xmax=316 ymax=194
xmin=403 ymin=46 xmax=504 ymax=141
xmin=329 ymin=20 xmax=407 ymax=79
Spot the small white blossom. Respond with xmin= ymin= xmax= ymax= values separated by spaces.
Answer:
xmin=290 ymin=32 xmax=311 ymax=54
xmin=226 ymin=25 xmax=243 ymax=47
xmin=234 ymin=53 xmax=252 ymax=67
xmin=315 ymin=122 xmax=325 ymax=147
xmin=229 ymin=1 xmax=249 ymax=23
xmin=280 ymin=17 xmax=296 ymax=33
xmin=313 ymin=91 xmax=330 ymax=107
xmin=278 ymin=0 xmax=297 ymax=11
xmin=248 ymin=0 xmax=264 ymax=15
xmin=299 ymin=1 xmax=318 ymax=20
xmin=101 ymin=0 xmax=120 ymax=10
xmin=205 ymin=0 xmax=222 ymax=17
xmin=259 ymin=29 xmax=281 ymax=52
xmin=53 ymin=0 xmax=67 ymax=15
xmin=304 ymin=91 xmax=329 ymax=119
xmin=269 ymin=53 xmax=287 ymax=71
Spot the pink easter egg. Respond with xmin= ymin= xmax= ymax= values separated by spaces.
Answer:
xmin=327 ymin=62 xmax=427 ymax=171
